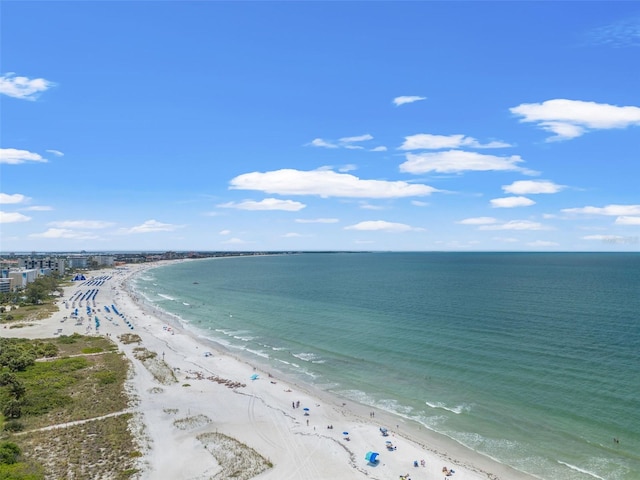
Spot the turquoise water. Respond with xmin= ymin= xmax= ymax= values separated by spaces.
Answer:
xmin=132 ymin=253 xmax=640 ymax=480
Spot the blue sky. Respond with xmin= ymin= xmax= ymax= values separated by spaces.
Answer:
xmin=2 ymin=2 xmax=639 ymax=252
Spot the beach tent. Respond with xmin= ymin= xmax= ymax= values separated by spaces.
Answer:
xmin=365 ymin=451 xmax=379 ymax=464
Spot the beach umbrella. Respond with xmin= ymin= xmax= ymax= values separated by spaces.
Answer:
xmin=365 ymin=451 xmax=379 ymax=464
xmin=303 ymin=407 xmax=309 ymax=411
xmin=342 ymin=432 xmax=349 ymax=436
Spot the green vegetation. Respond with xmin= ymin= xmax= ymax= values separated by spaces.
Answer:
xmin=0 ymin=276 xmax=63 ymax=325
xmin=0 ymin=336 xmax=137 ymax=479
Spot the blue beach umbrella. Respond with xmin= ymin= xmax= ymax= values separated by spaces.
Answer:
xmin=365 ymin=451 xmax=379 ymax=464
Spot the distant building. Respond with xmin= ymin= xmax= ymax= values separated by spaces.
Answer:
xmin=8 ymin=269 xmax=38 ymax=289
xmin=20 ymin=256 xmax=66 ymax=275
xmin=0 ymin=278 xmax=12 ymax=294
xmin=92 ymin=255 xmax=115 ymax=267
xmin=67 ymin=256 xmax=88 ymax=269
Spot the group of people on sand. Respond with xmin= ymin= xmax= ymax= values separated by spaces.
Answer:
xmin=442 ymin=466 xmax=455 ymax=476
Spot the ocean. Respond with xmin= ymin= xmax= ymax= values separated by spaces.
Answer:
xmin=130 ymin=252 xmax=640 ymax=480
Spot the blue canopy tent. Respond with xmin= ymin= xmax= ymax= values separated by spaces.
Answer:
xmin=365 ymin=451 xmax=379 ymax=464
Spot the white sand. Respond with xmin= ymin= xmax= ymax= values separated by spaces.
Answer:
xmin=2 ymin=263 xmax=536 ymax=480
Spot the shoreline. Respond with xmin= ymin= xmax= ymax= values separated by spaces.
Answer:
xmin=4 ymin=261 xmax=538 ymax=480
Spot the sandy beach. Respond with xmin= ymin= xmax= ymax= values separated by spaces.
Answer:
xmin=2 ymin=262 xmax=536 ymax=480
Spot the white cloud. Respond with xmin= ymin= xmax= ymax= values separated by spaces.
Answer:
xmin=370 ymin=146 xmax=388 ymax=152
xmin=503 ymin=180 xmax=566 ymax=194
xmin=0 ymin=211 xmax=31 ymax=223
xmin=510 ymin=99 xmax=640 ymax=141
xmin=457 ymin=217 xmax=498 ymax=225
xmin=339 ymin=134 xmax=373 ymax=143
xmin=24 ymin=205 xmax=53 ymax=211
xmin=411 ymin=200 xmax=428 ymax=207
xmin=400 ymin=150 xmax=533 ymax=175
xmin=218 ymin=198 xmax=306 ymax=211
xmin=0 ymin=73 xmax=54 ymax=100
xmin=308 ymin=134 xmax=375 ymax=150
xmin=393 ymin=96 xmax=426 ymax=106
xmin=282 ymin=232 xmax=304 ymax=238
xmin=46 ymin=149 xmax=64 ymax=157
xmin=615 ymin=216 xmax=640 ymax=225
xmin=48 ymin=220 xmax=115 ymax=229
xmin=338 ymin=164 xmax=357 ymax=172
xmin=345 ymin=220 xmax=424 ymax=232
xmin=219 ymin=229 xmax=231 ymax=235
xmin=295 ymin=218 xmax=339 ymax=223
xmin=359 ymin=202 xmax=386 ymax=210
xmin=0 ymin=148 xmax=47 ymax=165
xmin=562 ymin=204 xmax=640 ymax=216
xmin=230 ymin=169 xmax=439 ymax=198
xmin=125 ymin=220 xmax=182 ymax=234
xmin=582 ymin=234 xmax=626 ymax=242
xmin=30 ymin=228 xmax=98 ymax=239
xmin=490 ymin=196 xmax=536 ymax=208
xmin=479 ymin=220 xmax=545 ymax=231
xmin=307 ymin=138 xmax=338 ymax=148
xmin=399 ymin=133 xmax=511 ymax=150
xmin=0 ymin=193 xmax=29 ymax=204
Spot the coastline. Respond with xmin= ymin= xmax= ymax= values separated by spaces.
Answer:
xmin=3 ymin=261 xmax=538 ymax=480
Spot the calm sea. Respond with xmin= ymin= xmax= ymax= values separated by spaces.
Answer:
xmin=131 ymin=253 xmax=640 ymax=480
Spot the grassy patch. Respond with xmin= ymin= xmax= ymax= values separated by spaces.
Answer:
xmin=0 ymin=335 xmax=138 ymax=479
xmin=197 ymin=432 xmax=272 ymax=480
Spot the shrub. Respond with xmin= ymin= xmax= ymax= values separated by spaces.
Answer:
xmin=0 ymin=442 xmax=20 ymax=465
xmin=2 ymin=420 xmax=23 ymax=433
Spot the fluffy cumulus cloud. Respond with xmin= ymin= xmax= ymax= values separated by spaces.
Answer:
xmin=561 ymin=204 xmax=640 ymax=216
xmin=393 ymin=96 xmax=426 ymax=106
xmin=399 ymin=134 xmax=510 ymax=150
xmin=0 ymin=211 xmax=31 ymax=223
xmin=0 ymin=73 xmax=55 ymax=100
xmin=218 ymin=198 xmax=306 ymax=211
xmin=0 ymin=193 xmax=30 ymax=204
xmin=48 ymin=220 xmax=115 ymax=229
xmin=124 ymin=220 xmax=182 ymax=234
xmin=510 ymin=99 xmax=640 ymax=141
xmin=345 ymin=220 xmax=424 ymax=232
xmin=230 ymin=169 xmax=438 ymax=198
xmin=30 ymin=228 xmax=98 ymax=239
xmin=0 ymin=148 xmax=47 ymax=165
xmin=502 ymin=180 xmax=566 ymax=195
xmin=400 ymin=150 xmax=534 ymax=175
xmin=490 ymin=196 xmax=536 ymax=208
